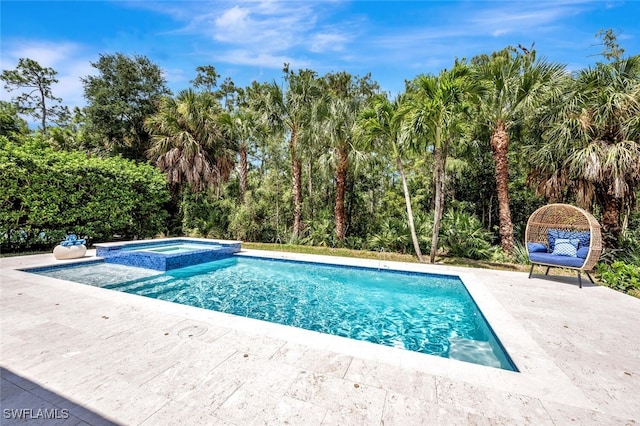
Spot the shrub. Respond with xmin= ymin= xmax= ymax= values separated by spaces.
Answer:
xmin=181 ymin=190 xmax=232 ymax=240
xmin=300 ymin=213 xmax=336 ymax=247
xmin=597 ymin=261 xmax=640 ymax=294
xmin=0 ymin=136 xmax=169 ymax=251
xmin=510 ymin=240 xmax=531 ymax=265
xmin=367 ymin=218 xmax=412 ymax=253
xmin=439 ymin=210 xmax=495 ymax=260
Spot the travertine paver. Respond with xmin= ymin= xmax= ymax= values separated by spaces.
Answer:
xmin=287 ymin=371 xmax=387 ymax=424
xmin=270 ymin=342 xmax=353 ymax=378
xmin=1 ymin=249 xmax=639 ymax=425
xmin=344 ymin=358 xmax=437 ymax=399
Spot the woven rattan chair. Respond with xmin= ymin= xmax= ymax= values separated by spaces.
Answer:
xmin=525 ymin=203 xmax=602 ymax=288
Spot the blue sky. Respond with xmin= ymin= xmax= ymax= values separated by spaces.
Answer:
xmin=1 ymin=1 xmax=639 ymax=111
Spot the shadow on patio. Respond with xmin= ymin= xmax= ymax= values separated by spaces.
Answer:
xmin=1 ymin=367 xmax=120 ymax=425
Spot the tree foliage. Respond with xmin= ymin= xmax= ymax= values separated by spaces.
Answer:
xmin=528 ymin=55 xmax=640 ymax=245
xmin=0 ymin=136 xmax=170 ymax=251
xmin=145 ymin=89 xmax=236 ymax=194
xmin=81 ymin=53 xmax=171 ymax=160
xmin=402 ymin=64 xmax=478 ymax=262
xmin=0 ymin=101 xmax=29 ymax=139
xmin=0 ymin=58 xmax=68 ymax=133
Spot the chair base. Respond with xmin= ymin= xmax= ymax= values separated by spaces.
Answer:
xmin=528 ymin=263 xmax=594 ymax=288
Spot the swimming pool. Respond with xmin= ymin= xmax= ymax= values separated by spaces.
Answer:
xmin=30 ymin=256 xmax=516 ymax=371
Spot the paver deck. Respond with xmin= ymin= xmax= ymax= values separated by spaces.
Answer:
xmin=1 ymin=249 xmax=638 ymax=425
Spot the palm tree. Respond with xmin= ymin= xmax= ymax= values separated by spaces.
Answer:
xmin=145 ymin=89 xmax=236 ymax=194
xmin=218 ymin=106 xmax=258 ymax=203
xmin=360 ymin=95 xmax=425 ymax=261
xmin=322 ymin=72 xmax=379 ymax=242
xmin=529 ymin=55 xmax=640 ymax=244
xmin=402 ymin=65 xmax=477 ymax=263
xmin=473 ymin=47 xmax=566 ymax=254
xmin=258 ymin=68 xmax=322 ymax=239
xmin=323 ymin=95 xmax=362 ymax=241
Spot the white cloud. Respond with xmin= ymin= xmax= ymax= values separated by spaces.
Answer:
xmin=1 ymin=40 xmax=81 ymax=69
xmin=215 ymin=5 xmax=251 ymax=30
xmin=210 ymin=2 xmax=316 ymax=52
xmin=1 ymin=39 xmax=95 ymax=109
xmin=310 ymin=32 xmax=348 ymax=53
xmin=470 ymin=2 xmax=588 ymax=36
xmin=161 ymin=1 xmax=343 ymax=65
xmin=216 ymin=49 xmax=309 ymax=69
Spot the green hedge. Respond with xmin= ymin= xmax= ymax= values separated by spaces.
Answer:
xmin=0 ymin=136 xmax=170 ymax=251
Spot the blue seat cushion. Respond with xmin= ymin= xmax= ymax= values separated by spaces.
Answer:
xmin=529 ymin=252 xmax=586 ymax=268
xmin=548 ymin=229 xmax=590 ymax=251
xmin=527 ymin=242 xmax=547 ymax=253
xmin=577 ymin=246 xmax=589 ymax=259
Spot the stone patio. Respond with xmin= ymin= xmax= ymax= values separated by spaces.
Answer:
xmin=1 ymin=249 xmax=638 ymax=425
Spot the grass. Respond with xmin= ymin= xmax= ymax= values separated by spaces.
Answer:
xmin=242 ymin=241 xmax=531 ymax=272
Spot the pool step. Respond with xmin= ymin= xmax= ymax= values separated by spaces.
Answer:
xmin=112 ymin=276 xmax=180 ymax=295
xmin=448 ymin=337 xmax=502 ymax=368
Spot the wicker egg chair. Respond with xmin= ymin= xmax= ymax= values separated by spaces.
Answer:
xmin=525 ymin=203 xmax=602 ymax=288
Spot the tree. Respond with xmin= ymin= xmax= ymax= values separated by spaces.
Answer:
xmin=321 ymin=72 xmax=377 ymax=241
xmin=0 ymin=101 xmax=28 ymax=138
xmin=82 ymin=53 xmax=171 ymax=160
xmin=403 ymin=65 xmax=477 ymax=263
xmin=145 ymin=89 xmax=236 ymax=194
xmin=258 ymin=67 xmax=322 ymax=239
xmin=529 ymin=55 xmax=640 ymax=246
xmin=218 ymin=77 xmax=244 ymax=111
xmin=1 ymin=58 xmax=68 ymax=133
xmin=218 ymin=106 xmax=258 ymax=203
xmin=360 ymin=95 xmax=425 ymax=261
xmin=594 ymin=29 xmax=625 ymax=62
xmin=191 ymin=65 xmax=220 ymax=92
xmin=473 ymin=47 xmax=565 ymax=254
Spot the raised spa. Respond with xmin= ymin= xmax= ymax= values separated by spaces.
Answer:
xmin=94 ymin=238 xmax=241 ymax=271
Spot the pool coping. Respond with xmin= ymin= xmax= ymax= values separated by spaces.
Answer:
xmin=1 ymin=246 xmax=639 ymax=424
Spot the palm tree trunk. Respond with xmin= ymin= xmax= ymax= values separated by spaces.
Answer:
xmin=430 ymin=145 xmax=445 ymax=263
xmin=308 ymin=158 xmax=314 ymax=221
xmin=396 ymin=156 xmax=424 ymax=262
xmin=290 ymin=127 xmax=302 ymax=238
xmin=490 ymin=120 xmax=514 ymax=254
xmin=335 ymin=147 xmax=348 ymax=240
xmin=239 ymin=142 xmax=247 ymax=203
xmin=600 ymin=193 xmax=622 ymax=247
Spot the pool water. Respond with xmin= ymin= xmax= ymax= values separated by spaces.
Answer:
xmin=33 ymin=256 xmax=516 ymax=370
xmin=132 ymin=244 xmax=222 ymax=254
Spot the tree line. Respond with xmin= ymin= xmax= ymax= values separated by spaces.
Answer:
xmin=1 ymin=31 xmax=638 ymax=268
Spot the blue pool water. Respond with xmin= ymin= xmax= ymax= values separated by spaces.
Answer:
xmin=131 ymin=243 xmax=223 ymax=254
xmin=31 ymin=256 xmax=516 ymax=370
